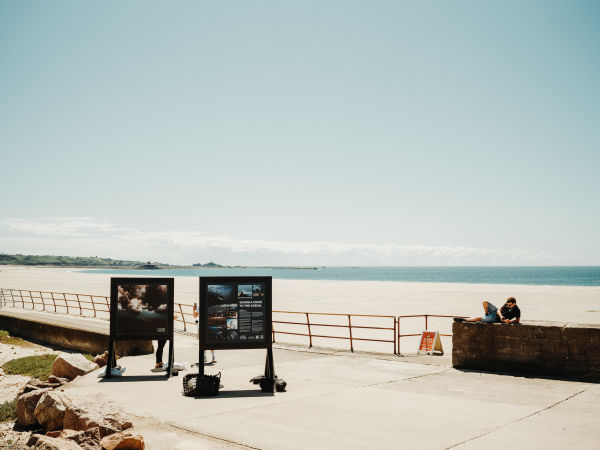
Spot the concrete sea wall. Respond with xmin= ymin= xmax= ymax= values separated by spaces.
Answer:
xmin=0 ymin=313 xmax=153 ymax=356
xmin=452 ymin=321 xmax=600 ymax=381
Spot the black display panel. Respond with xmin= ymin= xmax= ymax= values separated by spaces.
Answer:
xmin=110 ymin=277 xmax=174 ymax=340
xmin=199 ymin=277 xmax=272 ymax=350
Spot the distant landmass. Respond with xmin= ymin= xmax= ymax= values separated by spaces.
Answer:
xmin=0 ymin=253 xmax=167 ymax=269
xmin=192 ymin=261 xmax=222 ymax=268
xmin=0 ymin=254 xmax=318 ymax=271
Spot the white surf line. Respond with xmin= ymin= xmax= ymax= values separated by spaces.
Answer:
xmin=445 ymin=388 xmax=587 ymax=449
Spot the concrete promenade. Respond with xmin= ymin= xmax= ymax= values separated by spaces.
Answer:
xmin=62 ymin=332 xmax=600 ymax=449
xmin=1 ymin=308 xmax=598 ymax=448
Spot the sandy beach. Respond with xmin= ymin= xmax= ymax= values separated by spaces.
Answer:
xmin=1 ymin=265 xmax=599 ymax=324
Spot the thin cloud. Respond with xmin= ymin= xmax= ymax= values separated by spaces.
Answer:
xmin=0 ymin=216 xmax=552 ymax=263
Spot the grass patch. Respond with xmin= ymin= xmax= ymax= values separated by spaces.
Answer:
xmin=0 ymin=398 xmax=17 ymax=422
xmin=1 ymin=354 xmax=57 ymax=381
xmin=0 ymin=330 xmax=36 ymax=348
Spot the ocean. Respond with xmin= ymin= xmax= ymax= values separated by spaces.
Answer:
xmin=81 ymin=266 xmax=600 ymax=287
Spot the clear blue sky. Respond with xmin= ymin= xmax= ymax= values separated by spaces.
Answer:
xmin=1 ymin=1 xmax=598 ymax=265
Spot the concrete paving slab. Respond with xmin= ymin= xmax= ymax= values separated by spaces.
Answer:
xmin=377 ymin=368 xmax=591 ymax=408
xmin=457 ymin=386 xmax=600 ymax=449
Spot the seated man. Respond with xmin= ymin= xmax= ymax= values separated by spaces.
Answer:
xmin=498 ymin=297 xmax=521 ymax=324
xmin=463 ymin=300 xmax=499 ymax=323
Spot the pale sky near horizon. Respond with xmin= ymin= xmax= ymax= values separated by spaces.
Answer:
xmin=1 ymin=1 xmax=599 ymax=266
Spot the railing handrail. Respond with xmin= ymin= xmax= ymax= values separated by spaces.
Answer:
xmin=1 ymin=287 xmax=460 ymax=355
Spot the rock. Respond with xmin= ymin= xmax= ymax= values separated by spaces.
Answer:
xmin=100 ymin=431 xmax=145 ymax=450
xmin=47 ymin=375 xmax=69 ymax=385
xmin=27 ymin=434 xmax=83 ymax=449
xmin=51 ymin=353 xmax=98 ymax=380
xmin=18 ymin=378 xmax=62 ymax=395
xmin=46 ymin=427 xmax=101 ymax=450
xmin=34 ymin=391 xmax=72 ymax=431
xmin=64 ymin=394 xmax=132 ymax=438
xmin=93 ymin=351 xmax=108 ymax=368
xmin=16 ymin=388 xmax=52 ymax=427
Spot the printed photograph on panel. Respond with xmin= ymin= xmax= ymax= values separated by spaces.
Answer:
xmin=116 ymin=284 xmax=169 ymax=335
xmin=207 ymin=284 xmax=236 ymax=305
xmin=238 ymin=285 xmax=252 ymax=298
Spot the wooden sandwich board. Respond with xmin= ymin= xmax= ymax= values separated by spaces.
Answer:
xmin=417 ymin=331 xmax=444 ymax=355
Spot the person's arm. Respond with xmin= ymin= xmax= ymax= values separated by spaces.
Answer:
xmin=498 ymin=307 xmax=507 ymax=323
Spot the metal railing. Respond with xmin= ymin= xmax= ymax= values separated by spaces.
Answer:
xmin=0 ymin=288 xmax=460 ymax=355
xmin=272 ymin=311 xmax=398 ymax=354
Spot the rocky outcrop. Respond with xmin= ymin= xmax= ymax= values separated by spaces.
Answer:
xmin=34 ymin=391 xmax=72 ymax=431
xmin=100 ymin=431 xmax=145 ymax=450
xmin=64 ymin=394 xmax=132 ymax=438
xmin=51 ymin=353 xmax=98 ymax=380
xmin=93 ymin=352 xmax=108 ymax=368
xmin=27 ymin=434 xmax=83 ymax=449
xmin=47 ymin=427 xmax=101 ymax=450
xmin=16 ymin=387 xmax=52 ymax=426
xmin=47 ymin=375 xmax=69 ymax=385
xmin=18 ymin=378 xmax=62 ymax=395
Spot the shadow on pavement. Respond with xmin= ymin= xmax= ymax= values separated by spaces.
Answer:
xmin=192 ymin=389 xmax=275 ymax=399
xmin=99 ymin=375 xmax=169 ymax=382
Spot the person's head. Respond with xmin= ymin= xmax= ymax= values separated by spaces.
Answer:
xmin=506 ymin=297 xmax=516 ymax=307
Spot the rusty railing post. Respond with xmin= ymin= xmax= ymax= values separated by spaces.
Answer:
xmin=64 ymin=293 xmax=69 ymax=315
xmin=397 ymin=316 xmax=401 ymax=354
xmin=91 ymin=296 xmax=97 ymax=317
xmin=425 ymin=314 xmax=428 ymax=330
xmin=393 ymin=317 xmax=397 ymax=355
xmin=348 ymin=314 xmax=354 ymax=352
xmin=51 ymin=292 xmax=57 ymax=312
xmin=76 ymin=294 xmax=83 ymax=315
xmin=40 ymin=291 xmax=45 ymax=311
xmin=178 ymin=303 xmax=186 ymax=331
xmin=272 ymin=323 xmax=276 ymax=343
xmin=305 ymin=313 xmax=312 ymax=347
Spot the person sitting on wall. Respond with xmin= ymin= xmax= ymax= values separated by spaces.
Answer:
xmin=455 ymin=300 xmax=500 ymax=323
xmin=498 ymin=297 xmax=521 ymax=324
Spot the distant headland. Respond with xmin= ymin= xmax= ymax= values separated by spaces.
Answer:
xmin=0 ymin=254 xmax=317 ymax=270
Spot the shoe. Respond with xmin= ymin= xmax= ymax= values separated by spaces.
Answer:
xmin=212 ymin=360 xmax=217 ymax=363
xmin=453 ymin=317 xmax=465 ymax=322
xmin=151 ymin=364 xmax=166 ymax=372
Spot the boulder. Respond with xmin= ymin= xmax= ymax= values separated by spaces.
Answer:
xmin=18 ymin=378 xmax=61 ymax=395
xmin=51 ymin=353 xmax=98 ymax=380
xmin=100 ymin=431 xmax=145 ymax=450
xmin=93 ymin=351 xmax=108 ymax=368
xmin=16 ymin=388 xmax=52 ymax=427
xmin=64 ymin=394 xmax=132 ymax=438
xmin=47 ymin=375 xmax=69 ymax=385
xmin=46 ymin=427 xmax=101 ymax=450
xmin=34 ymin=391 xmax=72 ymax=431
xmin=27 ymin=434 xmax=83 ymax=449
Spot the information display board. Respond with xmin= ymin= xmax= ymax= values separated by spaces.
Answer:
xmin=199 ymin=277 xmax=272 ymax=350
xmin=110 ymin=277 xmax=174 ymax=340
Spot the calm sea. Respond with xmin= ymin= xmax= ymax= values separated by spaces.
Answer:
xmin=81 ymin=266 xmax=600 ymax=287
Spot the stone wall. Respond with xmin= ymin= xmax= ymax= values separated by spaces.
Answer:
xmin=0 ymin=314 xmax=153 ymax=356
xmin=452 ymin=321 xmax=600 ymax=381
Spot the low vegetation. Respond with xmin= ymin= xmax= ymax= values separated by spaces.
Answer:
xmin=0 ymin=253 xmax=165 ymax=267
xmin=1 ymin=354 xmax=57 ymax=381
xmin=0 ymin=398 xmax=17 ymax=422
xmin=0 ymin=330 xmax=37 ymax=348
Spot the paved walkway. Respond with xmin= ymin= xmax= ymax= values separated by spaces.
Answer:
xmin=60 ymin=331 xmax=600 ymax=449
